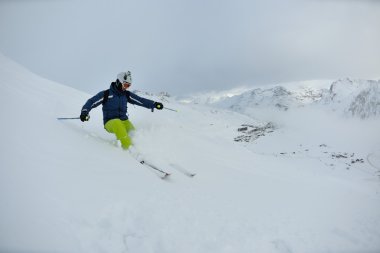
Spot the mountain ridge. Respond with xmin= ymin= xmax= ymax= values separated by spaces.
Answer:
xmin=182 ymin=78 xmax=380 ymax=119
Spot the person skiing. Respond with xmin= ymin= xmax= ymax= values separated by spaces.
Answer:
xmin=80 ymin=71 xmax=163 ymax=150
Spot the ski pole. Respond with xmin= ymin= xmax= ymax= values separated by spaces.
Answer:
xmin=57 ymin=117 xmax=80 ymax=120
xmin=164 ymin=107 xmax=178 ymax=112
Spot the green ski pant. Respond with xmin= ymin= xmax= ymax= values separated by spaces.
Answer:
xmin=104 ymin=119 xmax=135 ymax=149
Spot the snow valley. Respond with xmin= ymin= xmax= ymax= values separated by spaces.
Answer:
xmin=1 ymin=53 xmax=380 ymax=253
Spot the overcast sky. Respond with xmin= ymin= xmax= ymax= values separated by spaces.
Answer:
xmin=0 ymin=0 xmax=379 ymax=95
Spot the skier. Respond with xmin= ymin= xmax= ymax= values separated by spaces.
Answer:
xmin=80 ymin=71 xmax=163 ymax=150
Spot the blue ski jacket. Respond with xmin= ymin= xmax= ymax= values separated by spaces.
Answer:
xmin=81 ymin=82 xmax=156 ymax=125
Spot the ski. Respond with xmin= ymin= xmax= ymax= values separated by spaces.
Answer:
xmin=127 ymin=149 xmax=170 ymax=179
xmin=169 ymin=163 xmax=196 ymax=177
xmin=140 ymin=160 xmax=171 ymax=179
xmin=127 ymin=149 xmax=191 ymax=179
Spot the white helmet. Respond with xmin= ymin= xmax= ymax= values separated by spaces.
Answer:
xmin=117 ymin=71 xmax=132 ymax=84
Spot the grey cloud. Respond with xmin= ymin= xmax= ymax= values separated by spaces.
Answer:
xmin=0 ymin=0 xmax=379 ymax=95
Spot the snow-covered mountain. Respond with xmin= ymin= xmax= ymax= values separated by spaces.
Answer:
xmin=1 ymin=53 xmax=380 ymax=253
xmin=320 ymin=78 xmax=380 ymax=118
xmin=185 ymin=78 xmax=380 ymax=119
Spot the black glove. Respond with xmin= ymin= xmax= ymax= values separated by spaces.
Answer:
xmin=80 ymin=112 xmax=90 ymax=122
xmin=154 ymin=102 xmax=164 ymax=110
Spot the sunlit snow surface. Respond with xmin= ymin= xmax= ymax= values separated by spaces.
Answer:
xmin=1 ymin=53 xmax=380 ymax=253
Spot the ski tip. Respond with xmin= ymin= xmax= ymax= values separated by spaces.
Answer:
xmin=161 ymin=173 xmax=171 ymax=179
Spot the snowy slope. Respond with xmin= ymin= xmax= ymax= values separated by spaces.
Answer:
xmin=1 ymin=53 xmax=380 ymax=253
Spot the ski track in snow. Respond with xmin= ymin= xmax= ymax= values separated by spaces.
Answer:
xmin=1 ymin=53 xmax=380 ymax=253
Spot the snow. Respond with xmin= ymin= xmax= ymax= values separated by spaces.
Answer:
xmin=1 ymin=52 xmax=380 ymax=253
xmin=185 ymin=78 xmax=380 ymax=120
